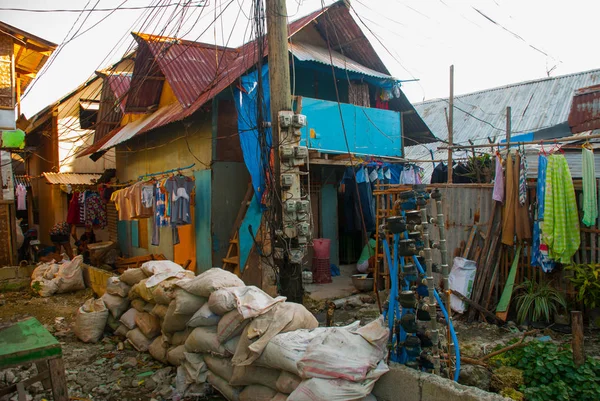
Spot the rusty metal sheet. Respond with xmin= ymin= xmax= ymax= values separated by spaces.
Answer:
xmin=569 ymin=84 xmax=600 ymax=134
xmin=42 ymin=172 xmax=101 ymax=185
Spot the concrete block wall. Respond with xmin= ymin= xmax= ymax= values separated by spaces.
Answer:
xmin=373 ymin=363 xmax=510 ymax=401
xmin=0 ymin=265 xmax=35 ymax=291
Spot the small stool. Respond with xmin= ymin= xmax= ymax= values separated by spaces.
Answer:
xmin=0 ymin=317 xmax=69 ymax=401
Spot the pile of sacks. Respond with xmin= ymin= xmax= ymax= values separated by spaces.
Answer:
xmin=30 ymin=255 xmax=86 ymax=297
xmin=75 ymin=261 xmax=389 ymax=401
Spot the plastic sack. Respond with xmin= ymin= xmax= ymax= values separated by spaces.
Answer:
xmin=143 ymin=302 xmax=155 ymax=314
xmin=106 ymin=314 xmax=120 ymax=331
xmin=297 ymin=317 xmax=388 ymax=382
xmin=101 ymin=292 xmax=130 ymax=319
xmin=188 ymin=303 xmax=221 ymax=327
xmin=162 ymin=302 xmax=192 ymax=334
xmin=127 ymin=328 xmax=153 ymax=352
xmin=448 ymin=257 xmax=477 ymax=313
xmin=256 ymin=322 xmax=360 ymax=375
xmin=167 ymin=345 xmax=187 ymax=366
xmin=135 ymin=312 xmax=161 ymax=339
xmin=288 ymin=361 xmax=388 ymax=401
xmin=174 ymin=289 xmax=207 ymax=315
xmin=151 ymin=279 xmax=178 ymax=305
xmin=129 ymin=279 xmax=154 ymax=302
xmin=207 ymin=371 xmax=241 ymax=401
xmin=204 ymin=355 xmax=234 ymax=382
xmin=239 ymin=385 xmax=277 ymax=401
xmin=114 ymin=324 xmax=129 ymax=338
xmin=182 ymin=352 xmax=208 ymax=384
xmin=142 ymin=260 xmax=189 ymax=287
xmin=185 ymin=326 xmax=229 ymax=356
xmin=217 ymin=309 xmax=248 ymax=343
xmin=74 ymin=298 xmax=108 ymax=343
xmin=120 ymin=268 xmax=147 ymax=286
xmin=170 ymin=328 xmax=192 ymax=346
xmin=276 ymin=371 xmax=301 ymax=394
xmin=131 ymin=299 xmax=146 ymax=312
xmin=176 ymin=267 xmax=244 ymax=297
xmin=149 ymin=336 xmax=169 ymax=364
xmin=208 ymin=289 xmax=237 ymax=315
xmin=224 ymin=336 xmax=240 ymax=355
xmin=270 ymin=394 xmax=288 ymax=401
xmin=56 ymin=255 xmax=86 ymax=293
xmin=230 ymin=365 xmax=279 ymax=389
xmin=119 ymin=308 xmax=139 ymax=330
xmin=106 ymin=277 xmax=131 ymax=297
xmin=31 ymin=277 xmax=58 ymax=297
xmin=151 ymin=304 xmax=169 ymax=319
xmin=222 ymin=286 xmax=286 ymax=319
xmin=233 ymin=302 xmax=319 ymax=367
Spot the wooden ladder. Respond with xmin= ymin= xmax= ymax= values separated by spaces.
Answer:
xmin=222 ymin=184 xmax=254 ymax=275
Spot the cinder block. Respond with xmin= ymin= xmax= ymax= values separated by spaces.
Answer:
xmin=372 ymin=363 xmax=421 ymax=401
xmin=17 ymin=265 xmax=35 ymax=279
xmin=420 ymin=372 xmax=510 ymax=401
xmin=0 ymin=267 xmax=17 ymax=280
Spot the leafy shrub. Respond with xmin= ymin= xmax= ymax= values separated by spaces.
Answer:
xmin=493 ymin=341 xmax=600 ymax=401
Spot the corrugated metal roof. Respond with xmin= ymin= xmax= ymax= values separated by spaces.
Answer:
xmin=568 ymin=84 xmax=600 ymax=134
xmin=14 ymin=175 xmax=30 ymax=188
xmin=95 ymin=74 xmax=131 ymax=143
xmin=107 ymin=74 xmax=131 ymax=113
xmin=289 ymin=42 xmax=393 ymax=79
xmin=42 ymin=172 xmax=101 ymax=185
xmin=405 ymin=68 xmax=600 ymax=181
xmin=79 ymin=1 xmax=434 ymax=157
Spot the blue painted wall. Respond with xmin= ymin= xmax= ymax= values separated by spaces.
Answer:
xmin=239 ymin=196 xmax=263 ymax=272
xmin=320 ymin=184 xmax=339 ymax=267
xmin=300 ymin=97 xmax=402 ymax=157
xmin=195 ymin=169 xmax=212 ymax=273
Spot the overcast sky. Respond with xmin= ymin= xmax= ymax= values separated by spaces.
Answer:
xmin=3 ymin=0 xmax=600 ymax=118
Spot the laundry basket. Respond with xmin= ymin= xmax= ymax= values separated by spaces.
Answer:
xmin=312 ymin=239 xmax=332 ymax=284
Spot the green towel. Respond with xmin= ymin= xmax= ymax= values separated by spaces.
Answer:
xmin=496 ymin=245 xmax=521 ymax=314
xmin=543 ymin=154 xmax=580 ymax=263
xmin=582 ymin=148 xmax=598 ymax=227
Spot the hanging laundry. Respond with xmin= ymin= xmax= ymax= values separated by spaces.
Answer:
xmin=514 ymin=152 xmax=531 ymax=242
xmin=84 ymin=192 xmax=107 ymax=229
xmin=501 ymin=153 xmax=517 ymax=246
xmin=67 ymin=192 xmax=81 ymax=225
xmin=152 ymin=179 xmax=170 ymax=246
xmin=15 ymin=183 xmax=27 ymax=210
xmin=543 ymin=154 xmax=580 ymax=263
xmin=399 ymin=165 xmax=422 ymax=184
xmin=518 ymin=149 xmax=528 ymax=205
xmin=430 ymin=163 xmax=448 ymax=184
xmin=531 ymin=154 xmax=555 ymax=272
xmin=582 ymin=147 xmax=598 ymax=227
xmin=165 ymin=175 xmax=195 ymax=225
xmin=492 ymin=155 xmax=504 ymax=203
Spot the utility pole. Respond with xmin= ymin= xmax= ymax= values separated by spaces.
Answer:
xmin=447 ymin=65 xmax=454 ymax=183
xmin=266 ymin=0 xmax=307 ymax=303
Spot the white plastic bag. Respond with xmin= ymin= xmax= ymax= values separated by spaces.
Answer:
xmin=448 ymin=257 xmax=477 ymax=313
xmin=74 ymin=298 xmax=108 ymax=343
xmin=174 ymin=289 xmax=207 ymax=315
xmin=208 ymin=289 xmax=237 ymax=315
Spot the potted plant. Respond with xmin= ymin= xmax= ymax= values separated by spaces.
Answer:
xmin=565 ymin=263 xmax=600 ymax=328
xmin=514 ymin=279 xmax=567 ymax=327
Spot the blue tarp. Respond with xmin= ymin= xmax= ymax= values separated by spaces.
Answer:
xmin=234 ymin=65 xmax=271 ymax=206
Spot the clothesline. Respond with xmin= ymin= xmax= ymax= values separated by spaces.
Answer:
xmin=137 ymin=163 xmax=195 ymax=181
xmin=439 ymin=133 xmax=600 ymax=150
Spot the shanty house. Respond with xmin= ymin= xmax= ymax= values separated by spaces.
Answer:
xmin=77 ymin=1 xmax=435 ymax=277
xmin=24 ymin=57 xmax=133 ymax=245
xmin=0 ymin=21 xmax=56 ymax=265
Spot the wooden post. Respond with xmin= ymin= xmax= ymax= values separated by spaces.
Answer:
xmin=505 ymin=107 xmax=511 ymax=150
xmin=447 ymin=65 xmax=454 ymax=183
xmin=571 ymin=311 xmax=585 ymax=367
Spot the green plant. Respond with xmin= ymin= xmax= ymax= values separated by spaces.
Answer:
xmin=514 ymin=279 xmax=567 ymax=324
xmin=565 ymin=263 xmax=600 ymax=309
xmin=497 ymin=341 xmax=600 ymax=401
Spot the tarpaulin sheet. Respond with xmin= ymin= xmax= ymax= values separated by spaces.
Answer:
xmin=234 ymin=64 xmax=271 ymax=206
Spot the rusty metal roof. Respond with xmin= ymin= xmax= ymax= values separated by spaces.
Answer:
xmin=289 ymin=41 xmax=393 ymax=79
xmin=80 ymin=1 xmax=435 ymax=157
xmin=568 ymin=84 xmax=600 ymax=134
xmin=95 ymin=74 xmax=131 ymax=143
xmin=42 ymin=172 xmax=101 ymax=185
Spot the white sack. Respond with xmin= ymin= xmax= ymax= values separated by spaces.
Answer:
xmin=167 ymin=345 xmax=187 ymax=366
xmin=448 ymin=257 xmax=477 ymax=313
xmin=239 ymin=385 xmax=277 ymax=401
xmin=230 ymin=365 xmax=279 ymax=389
xmin=74 ymin=298 xmax=108 ymax=343
xmin=204 ymin=355 xmax=234 ymax=382
xmin=188 ymin=303 xmax=221 ymax=327
xmin=120 ymin=268 xmax=147 ymax=286
xmin=275 ymin=371 xmax=301 ymax=394
xmin=217 ymin=309 xmax=248 ymax=343
xmin=127 ymin=328 xmax=153 ymax=352
xmin=135 ymin=312 xmax=161 ymax=339
xmin=162 ymin=302 xmax=192 ymax=334
xmin=182 ymin=352 xmax=208 ymax=384
xmin=176 ymin=267 xmax=244 ymax=297
xmin=207 ymin=371 xmax=241 ymax=401
xmin=119 ymin=308 xmax=139 ymax=330
xmin=106 ymin=277 xmax=131 ymax=297
xmin=174 ymin=289 xmax=207 ymax=315
xmin=56 ymin=255 xmax=86 ymax=293
xmin=101 ymin=292 xmax=130 ymax=319
xmin=208 ymin=289 xmax=237 ymax=315
xmin=185 ymin=326 xmax=229 ymax=356
xmin=149 ymin=336 xmax=169 ymax=364
xmin=222 ymin=286 xmax=286 ymax=319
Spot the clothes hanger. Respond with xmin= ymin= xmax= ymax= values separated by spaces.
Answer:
xmin=540 ymin=140 xmax=547 ymax=156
